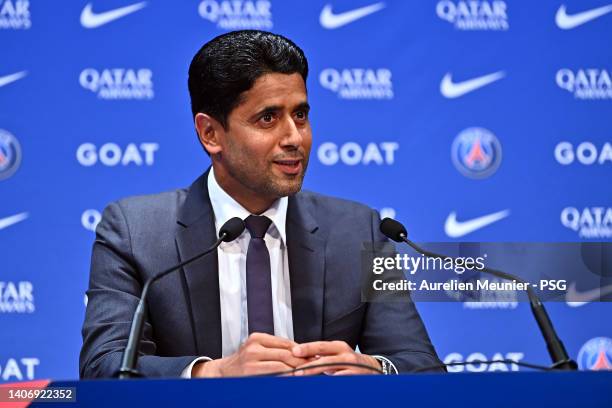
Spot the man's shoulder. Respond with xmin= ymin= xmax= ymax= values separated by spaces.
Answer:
xmin=294 ymin=190 xmax=379 ymax=233
xmin=106 ymin=187 xmax=189 ymax=221
xmin=293 ymin=190 xmax=386 ymax=245
xmin=296 ymin=190 xmax=374 ymax=215
xmin=96 ymin=187 xmax=197 ymax=248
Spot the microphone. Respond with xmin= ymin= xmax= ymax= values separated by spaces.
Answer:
xmin=379 ymin=217 xmax=577 ymax=371
xmin=118 ymin=217 xmax=245 ymax=379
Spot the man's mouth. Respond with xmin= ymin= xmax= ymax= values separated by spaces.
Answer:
xmin=273 ymin=159 xmax=302 ymax=176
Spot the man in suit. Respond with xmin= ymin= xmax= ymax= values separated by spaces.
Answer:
xmin=80 ymin=30 xmax=443 ymax=378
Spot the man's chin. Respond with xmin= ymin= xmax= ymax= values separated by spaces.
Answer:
xmin=268 ymin=177 xmax=304 ymax=198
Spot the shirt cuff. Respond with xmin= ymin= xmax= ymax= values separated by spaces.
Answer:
xmin=371 ymin=355 xmax=399 ymax=375
xmin=180 ymin=356 xmax=213 ymax=378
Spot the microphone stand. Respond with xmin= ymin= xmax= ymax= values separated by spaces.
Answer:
xmin=118 ymin=235 xmax=226 ymax=379
xmin=398 ymin=234 xmax=577 ymax=370
xmin=116 ymin=216 xmax=244 ymax=379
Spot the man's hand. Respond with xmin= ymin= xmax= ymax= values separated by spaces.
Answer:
xmin=292 ymin=341 xmax=382 ymax=375
xmin=192 ymin=333 xmax=309 ymax=377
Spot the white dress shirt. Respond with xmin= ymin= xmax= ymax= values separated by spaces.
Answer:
xmin=182 ymin=168 xmax=293 ymax=377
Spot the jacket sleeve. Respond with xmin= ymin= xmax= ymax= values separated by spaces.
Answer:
xmin=357 ymin=209 xmax=446 ymax=373
xmin=79 ymin=201 xmax=198 ymax=378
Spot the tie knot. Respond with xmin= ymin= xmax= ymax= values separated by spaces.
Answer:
xmin=245 ymin=215 xmax=272 ymax=239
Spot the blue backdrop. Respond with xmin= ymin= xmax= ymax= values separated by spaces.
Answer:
xmin=1 ymin=0 xmax=611 ymax=381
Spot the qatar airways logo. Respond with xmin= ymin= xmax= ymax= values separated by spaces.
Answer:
xmin=461 ymin=278 xmax=518 ymax=310
xmin=0 ymin=357 xmax=39 ymax=381
xmin=319 ymin=68 xmax=393 ymax=100
xmin=318 ymin=142 xmax=399 ymax=166
xmin=0 ymin=281 xmax=35 ymax=313
xmin=436 ymin=1 xmax=508 ymax=30
xmin=556 ymin=69 xmax=612 ymax=100
xmin=442 ymin=275 xmax=517 ymax=309
xmin=0 ymin=0 xmax=30 ymax=29
xmin=198 ymin=0 xmax=272 ymax=29
xmin=79 ymin=68 xmax=154 ymax=100
xmin=444 ymin=352 xmax=524 ymax=372
xmin=76 ymin=142 xmax=159 ymax=167
xmin=555 ymin=142 xmax=612 ymax=166
xmin=561 ymin=207 xmax=612 ymax=239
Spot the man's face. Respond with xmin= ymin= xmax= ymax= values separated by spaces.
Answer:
xmin=214 ymin=72 xmax=312 ymax=203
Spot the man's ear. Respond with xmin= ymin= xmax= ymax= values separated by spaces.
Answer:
xmin=195 ymin=113 xmax=224 ymax=156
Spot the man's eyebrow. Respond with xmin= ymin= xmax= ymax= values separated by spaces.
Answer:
xmin=252 ymin=102 xmax=310 ymax=118
xmin=254 ymin=105 xmax=282 ymax=116
xmin=294 ymin=102 xmax=310 ymax=112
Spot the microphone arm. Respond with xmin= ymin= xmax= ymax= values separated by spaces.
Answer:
xmin=399 ymin=234 xmax=576 ymax=370
xmin=117 ymin=236 xmax=222 ymax=378
xmin=118 ymin=217 xmax=245 ymax=379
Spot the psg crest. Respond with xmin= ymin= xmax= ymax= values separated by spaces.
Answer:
xmin=451 ymin=127 xmax=502 ymax=179
xmin=578 ymin=337 xmax=612 ymax=371
xmin=0 ymin=129 xmax=22 ymax=180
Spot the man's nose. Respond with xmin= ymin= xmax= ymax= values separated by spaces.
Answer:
xmin=280 ymin=116 xmax=303 ymax=148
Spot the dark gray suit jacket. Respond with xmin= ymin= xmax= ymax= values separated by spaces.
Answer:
xmin=80 ymin=171 xmax=443 ymax=378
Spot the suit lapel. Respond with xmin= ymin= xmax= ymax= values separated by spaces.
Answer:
xmin=287 ymin=194 xmax=326 ymax=343
xmin=176 ymin=170 xmax=222 ymax=359
xmin=176 ymin=174 xmax=326 ymax=355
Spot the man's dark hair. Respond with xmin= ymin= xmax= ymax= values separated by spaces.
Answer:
xmin=188 ymin=30 xmax=309 ymax=129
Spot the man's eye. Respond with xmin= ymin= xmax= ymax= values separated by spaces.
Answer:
xmin=295 ymin=111 xmax=307 ymax=120
xmin=261 ymin=113 xmax=274 ymax=122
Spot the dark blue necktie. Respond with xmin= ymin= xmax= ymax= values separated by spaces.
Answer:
xmin=245 ymin=215 xmax=274 ymax=335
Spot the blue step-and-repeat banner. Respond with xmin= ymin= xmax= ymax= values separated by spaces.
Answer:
xmin=1 ymin=0 xmax=611 ymax=381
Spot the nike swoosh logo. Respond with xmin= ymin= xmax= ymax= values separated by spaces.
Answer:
xmin=0 ymin=212 xmax=28 ymax=231
xmin=555 ymin=4 xmax=612 ymax=30
xmin=320 ymin=2 xmax=385 ymax=29
xmin=566 ymin=282 xmax=612 ymax=307
xmin=80 ymin=2 xmax=147 ymax=29
xmin=440 ymin=71 xmax=505 ymax=99
xmin=445 ymin=210 xmax=510 ymax=238
xmin=0 ymin=71 xmax=27 ymax=88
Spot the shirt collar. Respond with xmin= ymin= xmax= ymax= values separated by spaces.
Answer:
xmin=207 ymin=167 xmax=288 ymax=243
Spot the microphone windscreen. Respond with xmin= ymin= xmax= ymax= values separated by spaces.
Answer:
xmin=380 ymin=218 xmax=407 ymax=242
xmin=219 ymin=217 xmax=246 ymax=242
